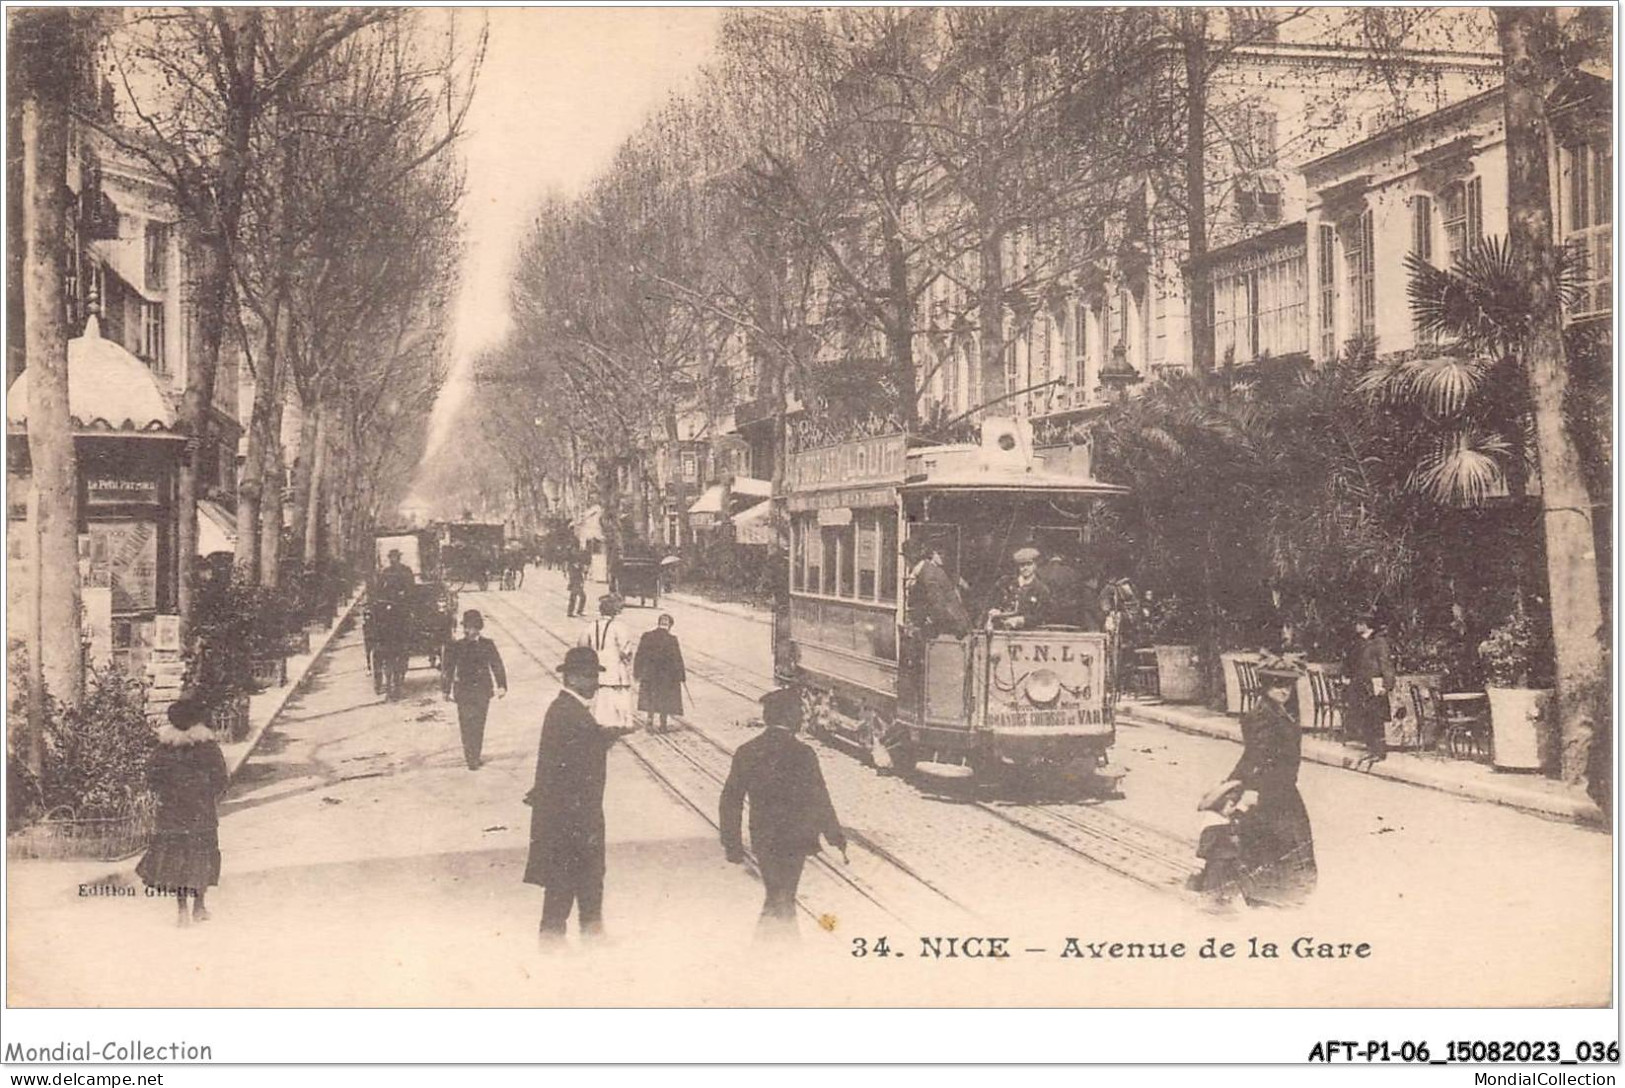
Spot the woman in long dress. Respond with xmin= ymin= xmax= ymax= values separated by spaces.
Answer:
xmin=633 ymin=613 xmax=686 ymax=733
xmin=1227 ymin=669 xmax=1317 ymax=907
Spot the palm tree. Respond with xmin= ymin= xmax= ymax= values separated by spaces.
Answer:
xmin=1354 ymin=238 xmax=1584 ymax=506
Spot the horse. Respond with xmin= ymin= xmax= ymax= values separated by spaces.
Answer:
xmin=367 ymin=596 xmax=412 ymax=700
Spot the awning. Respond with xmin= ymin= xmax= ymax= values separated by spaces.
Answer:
xmin=688 ymin=484 xmax=727 ymax=516
xmin=731 ymin=499 xmax=773 ymax=546
xmin=730 ymin=476 xmax=772 ymax=499
xmin=7 ymin=315 xmax=177 ymax=434
xmin=88 ymin=238 xmax=163 ymax=303
xmin=197 ymin=500 xmax=236 ymax=556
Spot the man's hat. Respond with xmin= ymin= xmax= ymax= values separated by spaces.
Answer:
xmin=462 ymin=608 xmax=484 ymax=628
xmin=388 ymin=548 xmax=402 ymax=558
xmin=598 ymin=593 xmax=623 ymax=612
xmin=759 ymin=687 xmax=803 ymax=728
xmin=1013 ymin=546 xmax=1041 ymax=563
xmin=901 ymin=537 xmax=929 ymax=559
xmin=559 ymin=646 xmax=606 ymax=674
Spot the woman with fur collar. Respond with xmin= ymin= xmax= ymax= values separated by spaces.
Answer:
xmin=135 ymin=698 xmax=229 ymax=926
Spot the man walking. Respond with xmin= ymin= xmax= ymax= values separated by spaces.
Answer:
xmin=1346 ymin=611 xmax=1396 ymax=764
xmin=565 ymin=556 xmax=587 ymax=618
xmin=441 ymin=609 xmax=507 ymax=770
xmin=579 ymin=594 xmax=636 ymax=733
xmin=720 ymin=688 xmax=847 ymax=938
xmin=523 ymin=646 xmax=633 ymax=943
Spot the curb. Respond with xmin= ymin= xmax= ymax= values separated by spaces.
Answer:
xmin=663 ymin=590 xmax=771 ymax=628
xmin=1121 ymin=699 xmax=1607 ymax=829
xmin=220 ymin=589 xmax=366 ymax=781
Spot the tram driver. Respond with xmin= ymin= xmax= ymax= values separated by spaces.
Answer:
xmin=987 ymin=546 xmax=1051 ymax=631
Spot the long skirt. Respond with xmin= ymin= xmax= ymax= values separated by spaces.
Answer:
xmin=1234 ymin=792 xmax=1316 ymax=907
xmin=136 ymin=827 xmax=221 ymax=892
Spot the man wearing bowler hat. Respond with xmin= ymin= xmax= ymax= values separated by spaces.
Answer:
xmin=523 ymin=646 xmax=634 ymax=943
xmin=441 ymin=609 xmax=507 ymax=770
xmin=720 ymin=688 xmax=848 ymax=937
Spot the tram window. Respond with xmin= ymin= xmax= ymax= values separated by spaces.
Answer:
xmin=856 ymin=512 xmax=878 ymax=599
xmin=879 ymin=511 xmax=898 ymax=602
xmin=839 ymin=524 xmax=856 ymax=597
xmin=804 ymin=517 xmax=822 ymax=593
xmin=791 ymin=517 xmax=805 ymax=592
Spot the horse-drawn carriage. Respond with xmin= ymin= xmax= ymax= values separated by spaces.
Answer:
xmin=614 ymin=544 xmax=662 ymax=607
xmin=438 ymin=521 xmax=506 ymax=591
xmin=365 ymin=530 xmax=457 ymax=700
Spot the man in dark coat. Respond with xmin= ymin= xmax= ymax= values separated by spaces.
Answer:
xmin=633 ymin=613 xmax=686 ymax=733
xmin=376 ymin=549 xmax=414 ymax=601
xmin=1227 ymin=669 xmax=1317 ymax=907
xmin=1345 ymin=612 xmax=1396 ymax=762
xmin=441 ymin=609 xmax=507 ymax=769
xmin=988 ymin=547 xmax=1051 ymax=630
xmin=904 ymin=539 xmax=970 ymax=639
xmin=523 ymin=646 xmax=633 ymax=943
xmin=720 ymin=688 xmax=847 ymax=937
xmin=565 ymin=558 xmax=587 ymax=618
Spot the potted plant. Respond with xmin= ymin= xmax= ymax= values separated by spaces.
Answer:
xmin=1145 ymin=592 xmax=1204 ymax=703
xmin=1477 ymin=604 xmax=1555 ymax=773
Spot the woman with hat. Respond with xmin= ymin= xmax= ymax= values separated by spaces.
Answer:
xmin=136 ymin=698 xmax=229 ymax=926
xmin=441 ymin=609 xmax=508 ymax=770
xmin=633 ymin=613 xmax=686 ymax=733
xmin=1222 ymin=667 xmax=1317 ymax=907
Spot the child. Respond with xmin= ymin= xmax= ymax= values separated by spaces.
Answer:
xmin=135 ymin=698 xmax=228 ymax=926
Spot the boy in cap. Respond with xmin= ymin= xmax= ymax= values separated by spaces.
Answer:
xmin=987 ymin=546 xmax=1051 ymax=630
xmin=523 ymin=646 xmax=635 ymax=943
xmin=720 ymin=688 xmax=847 ymax=937
xmin=441 ymin=608 xmax=507 ymax=770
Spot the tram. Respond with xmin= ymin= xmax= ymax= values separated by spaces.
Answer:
xmin=777 ymin=418 xmax=1128 ymax=785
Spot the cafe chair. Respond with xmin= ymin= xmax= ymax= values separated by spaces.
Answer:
xmin=1307 ymin=667 xmax=1346 ymax=735
xmin=1234 ymin=658 xmax=1262 ymax=714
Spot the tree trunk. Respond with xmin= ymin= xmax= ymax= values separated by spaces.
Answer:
xmin=597 ymin=456 xmax=622 ymax=593
xmin=259 ymin=407 xmax=285 ymax=587
xmin=1181 ymin=17 xmax=1214 ymax=372
xmin=288 ymin=394 xmax=318 ymax=553
xmin=20 ymin=39 xmax=82 ymax=730
xmin=882 ymin=177 xmax=918 ymax=428
xmin=302 ymin=403 xmax=327 ymax=567
xmin=233 ymin=313 xmax=280 ymax=580
xmin=1497 ymin=8 xmax=1606 ymax=788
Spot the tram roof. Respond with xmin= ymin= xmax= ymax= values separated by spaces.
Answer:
xmin=899 ymin=471 xmax=1129 ymax=497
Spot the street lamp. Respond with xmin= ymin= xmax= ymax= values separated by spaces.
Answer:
xmin=1098 ymin=341 xmax=1142 ymax=404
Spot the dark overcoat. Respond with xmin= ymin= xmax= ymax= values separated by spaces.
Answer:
xmin=523 ymin=690 xmax=612 ymax=887
xmin=908 ymin=560 xmax=970 ymax=638
xmin=720 ymin=728 xmax=846 ymax=859
xmin=1344 ymin=631 xmax=1396 ymax=737
xmin=442 ymin=635 xmax=507 ymax=702
xmin=1228 ymin=698 xmax=1317 ymax=906
xmin=633 ymin=628 xmax=686 ymax=715
xmin=990 ymin=574 xmax=1051 ymax=628
xmin=135 ymin=727 xmax=228 ymax=891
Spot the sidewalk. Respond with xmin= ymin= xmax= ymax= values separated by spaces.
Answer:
xmin=219 ymin=588 xmax=365 ymax=779
xmin=1122 ymin=696 xmax=1607 ymax=828
xmin=662 ymin=588 xmax=770 ymax=627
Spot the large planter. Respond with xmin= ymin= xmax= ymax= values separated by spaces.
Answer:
xmin=1486 ymin=686 xmax=1556 ymax=773
xmin=1219 ymin=652 xmax=1260 ymax=714
xmin=1154 ymin=644 xmax=1203 ymax=703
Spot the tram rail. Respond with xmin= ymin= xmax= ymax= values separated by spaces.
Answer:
xmin=472 ymin=590 xmax=972 ymax=932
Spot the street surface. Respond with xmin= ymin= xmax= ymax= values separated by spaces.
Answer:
xmin=7 ymin=569 xmax=1612 ymax=1006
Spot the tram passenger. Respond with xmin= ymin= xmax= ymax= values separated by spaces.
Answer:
xmin=987 ymin=547 xmax=1050 ymax=631
xmin=579 ymin=594 xmax=636 ymax=733
xmin=903 ymin=538 xmax=970 ymax=639
xmin=1038 ymin=550 xmax=1105 ymax=630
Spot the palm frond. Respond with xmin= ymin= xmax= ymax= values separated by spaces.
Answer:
xmin=1408 ymin=428 xmax=1514 ymax=507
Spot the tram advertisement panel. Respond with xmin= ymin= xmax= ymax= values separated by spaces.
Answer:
xmin=983 ymin=630 xmax=1110 ymax=734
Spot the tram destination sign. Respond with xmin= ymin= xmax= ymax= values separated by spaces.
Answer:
xmin=787 ymin=433 xmax=906 ymax=493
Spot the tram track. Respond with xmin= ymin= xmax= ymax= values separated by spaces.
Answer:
xmin=472 ymin=589 xmax=972 ymax=932
xmin=632 ymin=596 xmax=1208 ymax=900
